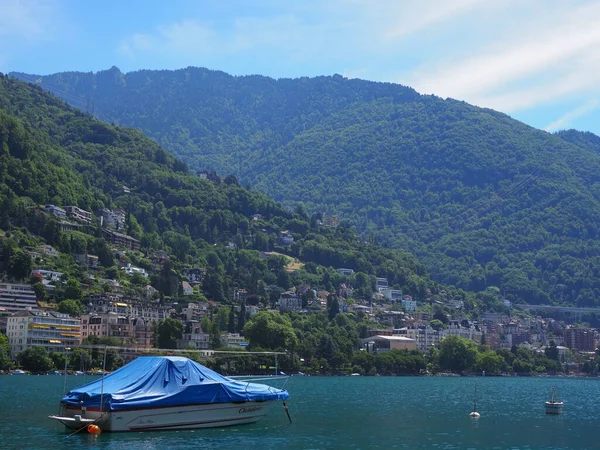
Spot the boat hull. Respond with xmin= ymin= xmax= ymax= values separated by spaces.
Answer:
xmin=544 ymin=401 xmax=563 ymax=415
xmin=50 ymin=400 xmax=277 ymax=432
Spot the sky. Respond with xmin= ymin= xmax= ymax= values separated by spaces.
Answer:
xmin=1 ymin=0 xmax=600 ymax=135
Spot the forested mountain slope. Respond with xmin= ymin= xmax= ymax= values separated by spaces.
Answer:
xmin=10 ymin=67 xmax=600 ymax=307
xmin=0 ymin=73 xmax=437 ymax=308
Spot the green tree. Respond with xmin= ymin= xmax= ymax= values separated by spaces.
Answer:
xmin=63 ymin=278 xmax=83 ymax=301
xmin=31 ymin=281 xmax=46 ymax=302
xmin=209 ymin=322 xmax=222 ymax=349
xmin=0 ymin=334 xmax=13 ymax=370
xmin=430 ymin=319 xmax=445 ymax=331
xmin=437 ymin=335 xmax=478 ymax=373
xmin=18 ymin=346 xmax=54 ymax=372
xmin=476 ymin=350 xmax=505 ymax=375
xmin=8 ymin=248 xmax=32 ymax=280
xmin=545 ymin=340 xmax=559 ymax=361
xmin=50 ymin=352 xmax=67 ymax=371
xmin=69 ymin=348 xmax=92 ymax=371
xmin=157 ymin=318 xmax=184 ymax=349
xmin=105 ymin=348 xmax=125 ymax=371
xmin=243 ymin=311 xmax=298 ymax=351
xmin=57 ymin=299 xmax=83 ymax=317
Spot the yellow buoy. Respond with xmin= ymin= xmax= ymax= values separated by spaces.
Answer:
xmin=87 ymin=424 xmax=102 ymax=434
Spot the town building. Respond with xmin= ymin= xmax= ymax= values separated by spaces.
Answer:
xmin=38 ymin=245 xmax=60 ymax=258
xmin=376 ymin=277 xmax=389 ymax=291
xmin=278 ymin=231 xmax=294 ymax=246
xmin=381 ymin=289 xmax=403 ymax=302
xmin=178 ymin=321 xmax=210 ymax=350
xmin=122 ymin=263 xmax=148 ymax=278
xmin=228 ymin=287 xmax=248 ymax=303
xmin=401 ymin=296 xmax=417 ymax=312
xmin=101 ymin=229 xmax=140 ymax=250
xmin=44 ymin=204 xmax=66 ymax=219
xmin=221 ymin=332 xmax=247 ymax=348
xmin=181 ymin=302 xmax=210 ymax=322
xmin=182 ymin=268 xmax=206 ymax=286
xmin=0 ymin=283 xmax=38 ymax=313
xmin=336 ymin=268 xmax=355 ymax=277
xmin=74 ymin=253 xmax=99 ymax=270
xmin=132 ymin=317 xmax=154 ymax=349
xmin=278 ymin=291 xmax=302 ymax=311
xmin=6 ymin=310 xmax=80 ymax=356
xmin=322 ymin=215 xmax=339 ymax=227
xmin=564 ymin=327 xmax=597 ymax=351
xmin=96 ymin=208 xmax=126 ymax=229
xmin=405 ymin=326 xmax=441 ymax=352
xmin=182 ymin=281 xmax=194 ymax=296
xmin=362 ymin=335 xmax=417 ymax=352
xmin=0 ymin=307 xmax=10 ymax=333
xmin=81 ymin=311 xmax=133 ymax=343
xmin=64 ymin=205 xmax=92 ymax=223
xmin=31 ymin=269 xmax=63 ymax=282
xmin=143 ymin=284 xmax=159 ymax=299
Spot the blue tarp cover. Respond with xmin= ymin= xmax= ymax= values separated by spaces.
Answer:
xmin=61 ymin=356 xmax=289 ymax=411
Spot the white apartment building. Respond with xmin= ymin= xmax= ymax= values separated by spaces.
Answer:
xmin=6 ymin=310 xmax=81 ymax=356
xmin=0 ymin=283 xmax=38 ymax=313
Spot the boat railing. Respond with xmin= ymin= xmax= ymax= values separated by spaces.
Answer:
xmin=229 ymin=374 xmax=290 ymax=392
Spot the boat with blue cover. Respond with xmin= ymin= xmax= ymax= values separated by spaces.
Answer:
xmin=49 ymin=355 xmax=290 ymax=432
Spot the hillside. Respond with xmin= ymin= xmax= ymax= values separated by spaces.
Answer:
xmin=10 ymin=67 xmax=600 ymax=306
xmin=0 ymin=73 xmax=444 ymax=309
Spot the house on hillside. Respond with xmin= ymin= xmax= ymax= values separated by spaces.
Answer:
xmin=102 ymin=229 xmax=140 ymax=250
xmin=278 ymin=231 xmax=294 ymax=246
xmin=38 ymin=245 xmax=60 ymax=258
xmin=122 ymin=263 xmax=148 ymax=278
xmin=44 ymin=204 xmax=66 ymax=219
xmin=74 ymin=253 xmax=99 ymax=270
xmin=182 ymin=281 xmax=194 ymax=296
xmin=336 ymin=268 xmax=354 ymax=277
xmin=64 ymin=205 xmax=92 ymax=223
xmin=182 ymin=268 xmax=206 ymax=285
xmin=96 ymin=208 xmax=126 ymax=229
xmin=376 ymin=277 xmax=389 ymax=291
xmin=278 ymin=291 xmax=302 ymax=311
xmin=143 ymin=284 xmax=158 ymax=299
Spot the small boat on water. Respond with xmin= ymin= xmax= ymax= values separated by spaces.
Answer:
xmin=545 ymin=386 xmax=563 ymax=415
xmin=469 ymin=378 xmax=480 ymax=418
xmin=49 ymin=356 xmax=290 ymax=432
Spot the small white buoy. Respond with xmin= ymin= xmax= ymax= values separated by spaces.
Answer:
xmin=469 ymin=411 xmax=480 ymax=418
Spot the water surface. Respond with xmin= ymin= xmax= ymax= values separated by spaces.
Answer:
xmin=0 ymin=374 xmax=597 ymax=449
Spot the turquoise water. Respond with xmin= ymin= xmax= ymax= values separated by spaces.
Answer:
xmin=0 ymin=374 xmax=598 ymax=449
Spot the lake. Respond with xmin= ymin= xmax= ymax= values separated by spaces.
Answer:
xmin=0 ymin=374 xmax=598 ymax=449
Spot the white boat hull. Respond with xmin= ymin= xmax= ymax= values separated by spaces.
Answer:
xmin=50 ymin=400 xmax=278 ymax=432
xmin=545 ymin=401 xmax=563 ymax=415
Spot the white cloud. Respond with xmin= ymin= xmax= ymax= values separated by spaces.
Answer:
xmin=402 ymin=1 xmax=600 ymax=112
xmin=544 ymin=99 xmax=600 ymax=132
xmin=382 ymin=0 xmax=490 ymax=42
xmin=114 ymin=0 xmax=600 ymax=128
xmin=0 ymin=0 xmax=54 ymax=39
xmin=117 ymin=15 xmax=321 ymax=63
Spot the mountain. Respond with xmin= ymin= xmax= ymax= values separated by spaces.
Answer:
xmin=10 ymin=67 xmax=600 ymax=307
xmin=0 ymin=73 xmax=444 ymax=308
xmin=556 ymin=129 xmax=600 ymax=154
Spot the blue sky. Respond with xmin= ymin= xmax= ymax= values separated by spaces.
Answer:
xmin=1 ymin=0 xmax=600 ymax=135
